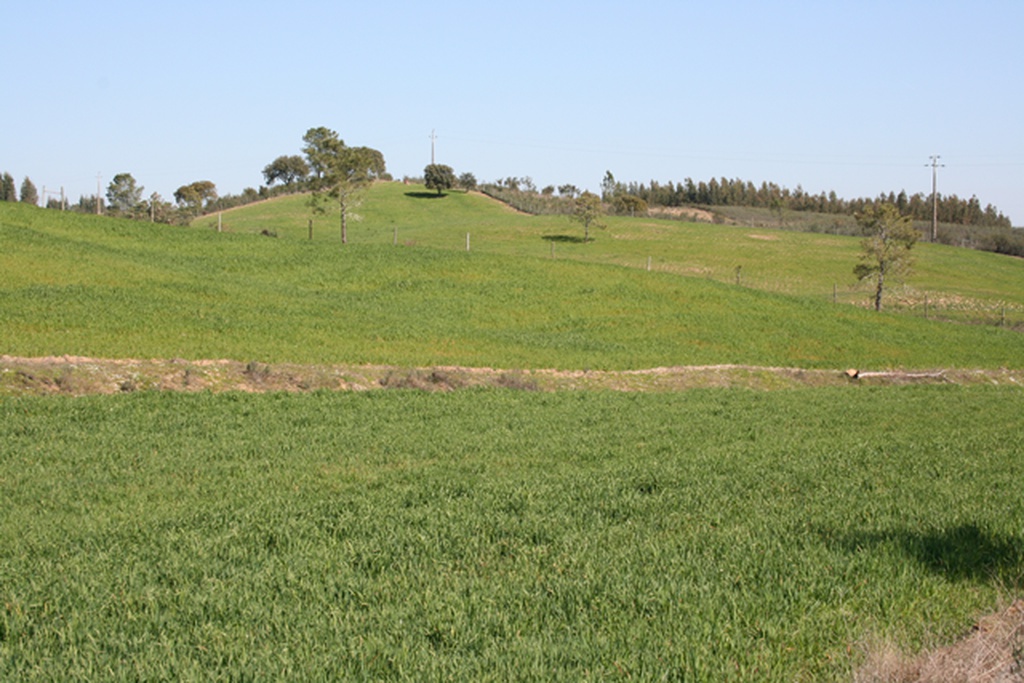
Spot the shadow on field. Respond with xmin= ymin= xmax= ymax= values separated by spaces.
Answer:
xmin=825 ymin=524 xmax=1023 ymax=583
xmin=404 ymin=192 xmax=447 ymax=199
xmin=542 ymin=234 xmax=588 ymax=244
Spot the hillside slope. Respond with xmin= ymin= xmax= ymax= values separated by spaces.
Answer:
xmin=204 ymin=183 xmax=1024 ymax=317
xmin=1 ymin=199 xmax=1022 ymax=370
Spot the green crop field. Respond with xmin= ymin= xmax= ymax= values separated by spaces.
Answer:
xmin=1 ymin=198 xmax=1022 ymax=370
xmin=2 ymin=193 xmax=1023 ymax=681
xmin=1 ymin=387 xmax=1022 ymax=681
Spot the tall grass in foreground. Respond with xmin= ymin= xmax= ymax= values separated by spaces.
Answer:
xmin=1 ymin=387 xmax=1022 ymax=680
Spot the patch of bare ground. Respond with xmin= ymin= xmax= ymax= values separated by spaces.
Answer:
xmin=1 ymin=356 xmax=1022 ymax=397
xmin=856 ymin=600 xmax=1024 ymax=683
xmin=648 ymin=206 xmax=717 ymax=222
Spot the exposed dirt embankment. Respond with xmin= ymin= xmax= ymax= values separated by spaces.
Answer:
xmin=2 ymin=355 xmax=1021 ymax=396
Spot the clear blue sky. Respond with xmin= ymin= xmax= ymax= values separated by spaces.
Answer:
xmin=5 ymin=0 xmax=1023 ymax=225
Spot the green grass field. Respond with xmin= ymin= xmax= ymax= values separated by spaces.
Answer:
xmin=2 ymin=198 xmax=1022 ymax=369
xmin=2 ymin=193 xmax=1023 ymax=681
xmin=199 ymin=184 xmax=1024 ymax=314
xmin=2 ymin=387 xmax=1022 ymax=681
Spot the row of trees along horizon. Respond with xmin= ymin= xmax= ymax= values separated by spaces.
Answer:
xmin=3 ymin=128 xmax=1021 ymax=257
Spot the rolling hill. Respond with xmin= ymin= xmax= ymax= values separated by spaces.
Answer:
xmin=1 ymin=187 xmax=1022 ymax=371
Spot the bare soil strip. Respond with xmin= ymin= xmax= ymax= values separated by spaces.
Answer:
xmin=2 ymin=355 xmax=1021 ymax=397
xmin=856 ymin=599 xmax=1024 ymax=683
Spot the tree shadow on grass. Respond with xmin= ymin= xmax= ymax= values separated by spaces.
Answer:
xmin=823 ymin=523 xmax=1023 ymax=583
xmin=404 ymin=192 xmax=447 ymax=199
xmin=542 ymin=234 xmax=588 ymax=244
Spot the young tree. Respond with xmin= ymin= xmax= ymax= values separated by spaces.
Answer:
xmin=20 ymin=177 xmax=38 ymax=206
xmin=106 ymin=173 xmax=144 ymax=215
xmin=423 ymin=164 xmax=456 ymax=195
xmin=570 ymin=191 xmax=604 ymax=242
xmin=853 ymin=203 xmax=920 ymax=311
xmin=306 ymin=128 xmax=387 ymax=244
xmin=142 ymin=192 xmax=174 ymax=223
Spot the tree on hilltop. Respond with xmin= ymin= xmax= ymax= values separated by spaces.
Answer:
xmin=458 ymin=172 xmax=477 ymax=192
xmin=304 ymin=126 xmax=387 ymax=244
xmin=263 ymin=155 xmax=310 ymax=189
xmin=302 ymin=126 xmax=340 ymax=181
xmin=106 ymin=173 xmax=144 ymax=215
xmin=20 ymin=177 xmax=38 ymax=206
xmin=424 ymin=164 xmax=456 ymax=195
xmin=0 ymin=172 xmax=15 ymax=201
xmin=853 ymin=203 xmax=920 ymax=311
xmin=174 ymin=180 xmax=217 ymax=218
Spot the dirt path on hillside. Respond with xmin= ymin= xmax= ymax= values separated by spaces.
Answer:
xmin=2 ymin=355 xmax=1021 ymax=397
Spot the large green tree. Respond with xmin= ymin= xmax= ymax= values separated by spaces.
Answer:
xmin=853 ymin=203 xmax=920 ymax=311
xmin=106 ymin=173 xmax=144 ymax=215
xmin=304 ymin=127 xmax=387 ymax=244
xmin=263 ymin=155 xmax=310 ymax=188
xmin=302 ymin=127 xmax=342 ymax=181
xmin=174 ymin=181 xmax=217 ymax=218
xmin=423 ymin=164 xmax=455 ymax=195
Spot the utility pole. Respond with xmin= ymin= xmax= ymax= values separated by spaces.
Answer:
xmin=927 ymin=155 xmax=944 ymax=242
xmin=429 ymin=129 xmax=437 ymax=165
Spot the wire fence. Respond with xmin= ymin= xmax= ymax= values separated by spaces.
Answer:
xmin=625 ymin=259 xmax=1024 ymax=331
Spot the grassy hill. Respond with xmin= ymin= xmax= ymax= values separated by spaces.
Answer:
xmin=202 ymin=183 xmax=1024 ymax=318
xmin=1 ymin=193 xmax=1022 ymax=369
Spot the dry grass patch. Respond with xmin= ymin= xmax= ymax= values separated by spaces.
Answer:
xmin=856 ymin=600 xmax=1024 ymax=682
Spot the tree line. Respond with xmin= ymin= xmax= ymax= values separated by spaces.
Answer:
xmin=0 ymin=173 xmax=39 ymax=205
xmin=605 ymin=172 xmax=1012 ymax=229
xmin=4 ymin=145 xmax=1019 ymax=259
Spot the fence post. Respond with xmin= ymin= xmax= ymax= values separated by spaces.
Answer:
xmin=832 ymin=283 xmax=837 ymax=304
xmin=308 ymin=219 xmax=313 ymax=241
xmin=466 ymin=232 xmax=470 ymax=252
xmin=647 ymin=256 xmax=652 ymax=272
